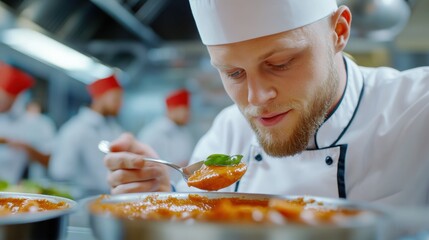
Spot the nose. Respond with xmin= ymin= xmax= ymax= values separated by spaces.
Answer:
xmin=247 ymin=74 xmax=277 ymax=106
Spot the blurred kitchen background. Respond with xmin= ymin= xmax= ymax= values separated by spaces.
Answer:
xmin=0 ymin=0 xmax=229 ymax=139
xmin=0 ymin=0 xmax=428 ymax=143
xmin=1 ymin=2 xmax=428 ymax=238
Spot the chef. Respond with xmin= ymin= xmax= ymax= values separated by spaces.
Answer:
xmin=137 ymin=88 xmax=195 ymax=184
xmin=0 ymin=62 xmax=56 ymax=183
xmin=104 ymin=0 xmax=429 ymax=206
xmin=49 ymin=73 xmax=124 ymax=198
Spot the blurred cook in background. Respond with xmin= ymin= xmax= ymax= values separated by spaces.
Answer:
xmin=24 ymin=100 xmax=60 ymax=181
xmin=137 ymin=88 xmax=195 ymax=184
xmin=49 ymin=73 xmax=124 ymax=198
xmin=0 ymin=62 xmax=56 ymax=184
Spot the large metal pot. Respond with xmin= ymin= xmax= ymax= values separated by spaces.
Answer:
xmin=0 ymin=192 xmax=78 ymax=240
xmin=87 ymin=192 xmax=388 ymax=240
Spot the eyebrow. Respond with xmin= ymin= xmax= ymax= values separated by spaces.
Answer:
xmin=211 ymin=62 xmax=233 ymax=70
xmin=258 ymin=39 xmax=308 ymax=61
xmin=211 ymin=48 xmax=290 ymax=69
xmin=257 ymin=46 xmax=297 ymax=61
xmin=211 ymin=39 xmax=307 ymax=69
xmin=257 ymin=49 xmax=280 ymax=62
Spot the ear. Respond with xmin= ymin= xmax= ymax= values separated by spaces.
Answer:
xmin=331 ymin=6 xmax=352 ymax=53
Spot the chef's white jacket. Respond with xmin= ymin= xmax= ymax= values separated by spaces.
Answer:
xmin=0 ymin=107 xmax=56 ymax=184
xmin=138 ymin=116 xmax=195 ymax=183
xmin=49 ymin=107 xmax=123 ymax=197
xmin=177 ymin=57 xmax=429 ymax=207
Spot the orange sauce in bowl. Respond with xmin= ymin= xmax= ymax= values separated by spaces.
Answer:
xmin=0 ymin=197 xmax=69 ymax=216
xmin=187 ymin=163 xmax=247 ymax=191
xmin=90 ymin=194 xmax=362 ymax=225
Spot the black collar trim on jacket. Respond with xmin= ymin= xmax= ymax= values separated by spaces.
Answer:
xmin=313 ymin=57 xmax=365 ymax=149
xmin=336 ymin=144 xmax=348 ymax=198
xmin=330 ymin=84 xmax=365 ymax=147
xmin=312 ymin=57 xmax=349 ymax=148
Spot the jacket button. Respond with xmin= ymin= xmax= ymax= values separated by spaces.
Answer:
xmin=255 ymin=154 xmax=263 ymax=161
xmin=325 ymin=156 xmax=333 ymax=165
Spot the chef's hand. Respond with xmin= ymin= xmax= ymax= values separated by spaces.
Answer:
xmin=6 ymin=140 xmax=50 ymax=167
xmin=6 ymin=140 xmax=30 ymax=151
xmin=104 ymin=133 xmax=172 ymax=194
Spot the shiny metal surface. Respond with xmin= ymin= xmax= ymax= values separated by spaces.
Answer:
xmin=338 ymin=0 xmax=411 ymax=41
xmin=88 ymin=192 xmax=388 ymax=240
xmin=0 ymin=192 xmax=78 ymax=240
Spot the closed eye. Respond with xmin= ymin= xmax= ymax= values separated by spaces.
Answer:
xmin=266 ymin=62 xmax=290 ymax=71
xmin=227 ymin=69 xmax=245 ymax=79
xmin=265 ymin=58 xmax=294 ymax=71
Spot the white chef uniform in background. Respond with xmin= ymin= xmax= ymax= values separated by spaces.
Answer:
xmin=49 ymin=74 xmax=124 ymax=198
xmin=0 ymin=62 xmax=55 ymax=184
xmin=138 ymin=89 xmax=195 ymax=184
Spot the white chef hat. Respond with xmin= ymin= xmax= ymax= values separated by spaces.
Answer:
xmin=189 ymin=0 xmax=338 ymax=45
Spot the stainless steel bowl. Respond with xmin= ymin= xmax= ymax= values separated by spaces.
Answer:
xmin=88 ymin=192 xmax=388 ymax=240
xmin=0 ymin=192 xmax=78 ymax=240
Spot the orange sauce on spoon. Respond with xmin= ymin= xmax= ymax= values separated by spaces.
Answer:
xmin=187 ymin=162 xmax=247 ymax=191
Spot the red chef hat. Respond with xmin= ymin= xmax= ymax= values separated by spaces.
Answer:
xmin=87 ymin=74 xmax=122 ymax=98
xmin=0 ymin=62 xmax=35 ymax=96
xmin=166 ymin=89 xmax=190 ymax=108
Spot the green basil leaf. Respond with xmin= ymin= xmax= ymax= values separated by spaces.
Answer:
xmin=204 ymin=154 xmax=243 ymax=166
xmin=204 ymin=154 xmax=230 ymax=166
xmin=229 ymin=155 xmax=243 ymax=165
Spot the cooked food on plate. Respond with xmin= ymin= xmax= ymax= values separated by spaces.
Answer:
xmin=0 ymin=197 xmax=70 ymax=216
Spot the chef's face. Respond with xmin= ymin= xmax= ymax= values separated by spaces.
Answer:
xmin=168 ymin=105 xmax=190 ymax=126
xmin=101 ymin=89 xmax=123 ymax=116
xmin=208 ymin=21 xmax=340 ymax=157
xmin=0 ymin=90 xmax=16 ymax=113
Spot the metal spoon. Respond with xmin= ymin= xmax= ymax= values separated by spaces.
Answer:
xmin=98 ymin=140 xmax=204 ymax=181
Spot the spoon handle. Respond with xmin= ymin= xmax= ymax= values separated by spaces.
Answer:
xmin=98 ymin=140 xmax=183 ymax=172
xmin=138 ymin=156 xmax=182 ymax=171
